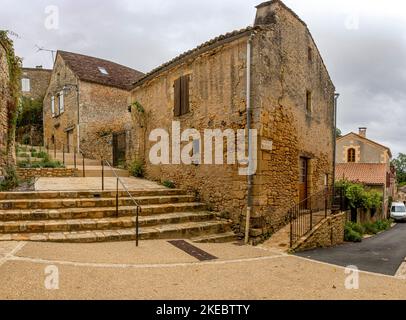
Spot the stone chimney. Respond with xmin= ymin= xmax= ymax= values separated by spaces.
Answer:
xmin=359 ymin=127 xmax=367 ymax=138
xmin=254 ymin=1 xmax=277 ymax=26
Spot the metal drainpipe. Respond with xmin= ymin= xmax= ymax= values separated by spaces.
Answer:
xmin=333 ymin=93 xmax=340 ymax=194
xmin=76 ymin=82 xmax=81 ymax=151
xmin=245 ymin=33 xmax=254 ymax=245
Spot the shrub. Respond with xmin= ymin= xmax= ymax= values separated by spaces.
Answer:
xmin=129 ymin=160 xmax=145 ymax=178
xmin=18 ymin=152 xmax=30 ymax=158
xmin=363 ymin=222 xmax=379 ymax=235
xmin=0 ymin=166 xmax=19 ymax=191
xmin=163 ymin=180 xmax=175 ymax=189
xmin=345 ymin=228 xmax=363 ymax=242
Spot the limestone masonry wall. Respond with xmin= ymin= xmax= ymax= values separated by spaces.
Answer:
xmin=130 ymin=0 xmax=335 ymax=240
xmin=293 ymin=212 xmax=346 ymax=252
xmin=16 ymin=168 xmax=78 ymax=180
xmin=21 ymin=68 xmax=52 ymax=100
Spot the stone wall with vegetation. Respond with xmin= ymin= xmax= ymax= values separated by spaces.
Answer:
xmin=0 ymin=31 xmax=20 ymax=179
xmin=293 ymin=212 xmax=346 ymax=252
xmin=130 ymin=1 xmax=335 ymax=240
xmin=16 ymin=168 xmax=78 ymax=180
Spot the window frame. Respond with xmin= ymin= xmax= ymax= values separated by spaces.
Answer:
xmin=347 ymin=148 xmax=356 ymax=163
xmin=51 ymin=96 xmax=55 ymax=117
xmin=58 ymin=91 xmax=65 ymax=114
xmin=22 ymin=78 xmax=31 ymax=92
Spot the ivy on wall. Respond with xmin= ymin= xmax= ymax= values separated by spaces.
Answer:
xmin=0 ymin=30 xmax=22 ymax=160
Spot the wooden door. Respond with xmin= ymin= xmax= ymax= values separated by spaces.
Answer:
xmin=299 ymin=157 xmax=308 ymax=205
xmin=66 ymin=130 xmax=74 ymax=153
xmin=113 ymin=132 xmax=127 ymax=167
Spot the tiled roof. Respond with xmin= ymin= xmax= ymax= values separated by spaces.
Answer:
xmin=58 ymin=51 xmax=144 ymax=91
xmin=132 ymin=26 xmax=257 ymax=87
xmin=336 ymin=163 xmax=387 ymax=185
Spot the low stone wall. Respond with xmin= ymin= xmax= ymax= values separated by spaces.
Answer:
xmin=293 ymin=212 xmax=346 ymax=252
xmin=17 ymin=168 xmax=78 ymax=180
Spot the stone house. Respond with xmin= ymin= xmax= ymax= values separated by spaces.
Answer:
xmin=0 ymin=34 xmax=17 ymax=179
xmin=21 ymin=66 xmax=52 ymax=100
xmin=336 ymin=128 xmax=396 ymax=219
xmin=129 ymin=0 xmax=336 ymax=242
xmin=43 ymin=51 xmax=143 ymax=163
xmin=398 ymin=186 xmax=406 ymax=204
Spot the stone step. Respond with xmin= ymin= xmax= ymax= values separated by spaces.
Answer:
xmin=0 ymin=195 xmax=196 ymax=210
xmin=192 ymin=232 xmax=238 ymax=244
xmin=0 ymin=220 xmax=232 ymax=243
xmin=0 ymin=203 xmax=207 ymax=221
xmin=0 ymin=189 xmax=187 ymax=200
xmin=0 ymin=211 xmax=216 ymax=234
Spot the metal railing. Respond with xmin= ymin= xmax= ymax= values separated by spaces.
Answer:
xmin=46 ymin=140 xmax=87 ymax=177
xmin=103 ymin=160 xmax=141 ymax=247
xmin=289 ymin=187 xmax=331 ymax=248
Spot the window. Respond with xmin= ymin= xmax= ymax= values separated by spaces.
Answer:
xmin=347 ymin=148 xmax=356 ymax=163
xmin=22 ymin=78 xmax=31 ymax=92
xmin=98 ymin=67 xmax=109 ymax=75
xmin=51 ymin=96 xmax=55 ymax=117
xmin=306 ymin=90 xmax=312 ymax=113
xmin=58 ymin=91 xmax=65 ymax=114
xmin=174 ymin=75 xmax=190 ymax=117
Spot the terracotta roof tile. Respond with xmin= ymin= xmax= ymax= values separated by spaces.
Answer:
xmin=336 ymin=163 xmax=387 ymax=185
xmin=58 ymin=51 xmax=144 ymax=91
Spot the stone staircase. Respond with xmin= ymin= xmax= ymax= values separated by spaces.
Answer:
xmin=0 ymin=189 xmax=236 ymax=243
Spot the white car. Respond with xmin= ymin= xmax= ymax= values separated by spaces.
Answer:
xmin=390 ymin=202 xmax=406 ymax=221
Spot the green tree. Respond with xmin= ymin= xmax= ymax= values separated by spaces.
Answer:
xmin=392 ymin=153 xmax=406 ymax=184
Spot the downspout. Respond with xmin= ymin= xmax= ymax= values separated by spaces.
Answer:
xmin=332 ymin=93 xmax=340 ymax=194
xmin=76 ymin=82 xmax=81 ymax=151
xmin=245 ymin=33 xmax=254 ymax=245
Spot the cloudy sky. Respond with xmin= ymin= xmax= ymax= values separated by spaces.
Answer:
xmin=0 ymin=0 xmax=405 ymax=157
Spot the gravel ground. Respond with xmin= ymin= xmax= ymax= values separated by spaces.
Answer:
xmin=0 ymin=240 xmax=405 ymax=300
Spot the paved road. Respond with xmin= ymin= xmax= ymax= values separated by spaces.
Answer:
xmin=296 ymin=223 xmax=406 ymax=276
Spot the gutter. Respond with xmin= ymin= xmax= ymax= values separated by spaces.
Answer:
xmin=245 ymin=33 xmax=255 ymax=245
xmin=333 ymin=93 xmax=340 ymax=193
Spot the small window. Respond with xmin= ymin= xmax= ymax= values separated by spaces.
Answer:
xmin=347 ymin=148 xmax=356 ymax=163
xmin=22 ymin=78 xmax=31 ymax=92
xmin=98 ymin=67 xmax=109 ymax=75
xmin=58 ymin=91 xmax=65 ymax=114
xmin=174 ymin=75 xmax=190 ymax=117
xmin=192 ymin=139 xmax=201 ymax=165
xmin=306 ymin=90 xmax=312 ymax=113
xmin=51 ymin=96 xmax=55 ymax=117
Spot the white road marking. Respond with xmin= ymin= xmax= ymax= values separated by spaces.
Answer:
xmin=8 ymin=254 xmax=284 ymax=270
xmin=0 ymin=242 xmax=27 ymax=267
xmin=395 ymin=259 xmax=406 ymax=279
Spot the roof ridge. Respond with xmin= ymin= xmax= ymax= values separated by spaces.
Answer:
xmin=338 ymin=132 xmax=392 ymax=156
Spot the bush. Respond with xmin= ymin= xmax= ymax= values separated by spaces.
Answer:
xmin=363 ymin=222 xmax=379 ymax=235
xmin=129 ymin=160 xmax=145 ymax=178
xmin=0 ymin=166 xmax=19 ymax=191
xmin=18 ymin=152 xmax=30 ymax=158
xmin=344 ymin=222 xmax=364 ymax=242
xmin=163 ymin=180 xmax=175 ymax=189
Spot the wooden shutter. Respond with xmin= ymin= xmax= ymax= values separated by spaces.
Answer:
xmin=181 ymin=75 xmax=190 ymax=115
xmin=174 ymin=77 xmax=182 ymax=117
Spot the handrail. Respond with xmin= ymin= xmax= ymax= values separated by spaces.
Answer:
xmin=103 ymin=160 xmax=141 ymax=247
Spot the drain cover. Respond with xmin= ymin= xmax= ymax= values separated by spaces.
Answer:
xmin=168 ymin=240 xmax=218 ymax=261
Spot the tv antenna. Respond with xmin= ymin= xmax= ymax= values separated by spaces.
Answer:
xmin=35 ymin=45 xmax=56 ymax=63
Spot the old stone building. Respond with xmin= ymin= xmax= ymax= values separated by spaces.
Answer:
xmin=0 ymin=32 xmax=18 ymax=179
xmin=130 ymin=0 xmax=336 ymax=241
xmin=43 ymin=51 xmax=143 ymax=163
xmin=336 ymin=128 xmax=396 ymax=218
xmin=21 ymin=66 xmax=52 ymax=100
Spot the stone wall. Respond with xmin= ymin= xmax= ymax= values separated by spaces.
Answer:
xmin=293 ymin=212 xmax=346 ymax=252
xmin=16 ymin=168 xmax=78 ymax=180
xmin=21 ymin=67 xmax=52 ymax=100
xmin=43 ymin=55 xmax=132 ymax=162
xmin=0 ymin=41 xmax=15 ymax=177
xmin=130 ymin=0 xmax=335 ymax=239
